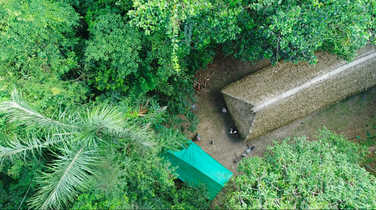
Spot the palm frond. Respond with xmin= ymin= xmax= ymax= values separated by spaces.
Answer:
xmin=0 ymin=90 xmax=156 ymax=209
xmin=29 ymin=146 xmax=97 ymax=209
xmin=0 ymin=135 xmax=69 ymax=162
xmin=0 ymin=90 xmax=76 ymax=130
xmin=117 ymin=123 xmax=155 ymax=147
xmin=85 ymin=106 xmax=154 ymax=146
xmin=85 ymin=106 xmax=125 ymax=134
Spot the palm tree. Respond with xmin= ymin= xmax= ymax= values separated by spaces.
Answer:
xmin=0 ymin=90 xmax=154 ymax=209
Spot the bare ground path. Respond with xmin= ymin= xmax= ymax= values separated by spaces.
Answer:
xmin=193 ymin=53 xmax=376 ymax=174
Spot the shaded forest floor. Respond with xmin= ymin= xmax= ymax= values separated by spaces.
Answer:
xmin=192 ymin=53 xmax=376 ymax=174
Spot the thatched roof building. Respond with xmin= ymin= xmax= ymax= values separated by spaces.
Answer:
xmin=222 ymin=46 xmax=376 ymax=140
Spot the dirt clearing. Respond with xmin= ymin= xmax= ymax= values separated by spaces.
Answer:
xmin=193 ymin=53 xmax=376 ymax=174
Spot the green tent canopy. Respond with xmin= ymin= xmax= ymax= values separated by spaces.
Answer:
xmin=166 ymin=141 xmax=233 ymax=200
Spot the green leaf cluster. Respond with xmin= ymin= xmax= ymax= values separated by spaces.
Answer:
xmin=72 ymin=151 xmax=209 ymax=209
xmin=0 ymin=0 xmax=79 ymax=77
xmin=224 ymin=0 xmax=375 ymax=63
xmin=0 ymin=158 xmax=43 ymax=210
xmin=78 ymin=0 xmax=238 ymax=106
xmin=0 ymin=0 xmax=88 ymax=114
xmin=85 ymin=13 xmax=141 ymax=93
xmin=224 ymin=129 xmax=376 ymax=209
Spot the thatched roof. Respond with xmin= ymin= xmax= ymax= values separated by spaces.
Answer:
xmin=222 ymin=46 xmax=376 ymax=140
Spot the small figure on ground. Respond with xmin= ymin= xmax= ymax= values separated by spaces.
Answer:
xmin=233 ymin=153 xmax=241 ymax=164
xmin=221 ymin=107 xmax=227 ymax=113
xmin=209 ymin=140 xmax=214 ymax=145
xmin=193 ymin=133 xmax=200 ymax=141
xmin=191 ymin=104 xmax=197 ymax=111
xmin=229 ymin=127 xmax=238 ymax=135
xmin=245 ymin=144 xmax=255 ymax=154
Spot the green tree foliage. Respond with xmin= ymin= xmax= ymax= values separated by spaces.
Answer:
xmin=0 ymin=0 xmax=79 ymax=77
xmin=85 ymin=13 xmax=141 ymax=93
xmin=369 ymin=0 xmax=376 ymax=44
xmin=82 ymin=0 xmax=242 ymax=98
xmin=0 ymin=91 xmax=154 ymax=209
xmin=0 ymin=158 xmax=43 ymax=210
xmin=0 ymin=0 xmax=88 ymax=113
xmin=72 ymin=152 xmax=209 ymax=209
xmin=128 ymin=0 xmax=242 ymax=69
xmin=224 ymin=129 xmax=376 ymax=209
xmin=0 ymin=74 xmax=88 ymax=114
xmin=224 ymin=0 xmax=375 ymax=63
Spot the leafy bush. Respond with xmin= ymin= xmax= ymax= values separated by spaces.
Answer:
xmin=0 ymin=73 xmax=88 ymax=115
xmin=224 ymin=0 xmax=375 ymax=63
xmin=0 ymin=0 xmax=79 ymax=77
xmin=0 ymin=158 xmax=43 ymax=210
xmin=84 ymin=13 xmax=141 ymax=93
xmin=0 ymin=0 xmax=88 ymax=115
xmin=369 ymin=0 xmax=376 ymax=44
xmin=224 ymin=129 xmax=376 ymax=209
xmin=82 ymin=1 xmax=241 ymax=97
xmin=72 ymin=152 xmax=209 ymax=209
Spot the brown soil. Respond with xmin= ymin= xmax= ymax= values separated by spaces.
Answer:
xmin=193 ymin=53 xmax=376 ymax=174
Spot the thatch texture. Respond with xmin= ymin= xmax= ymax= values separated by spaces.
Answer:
xmin=222 ymin=46 xmax=376 ymax=140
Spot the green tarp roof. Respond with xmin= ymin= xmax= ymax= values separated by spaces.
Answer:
xmin=165 ymin=141 xmax=233 ymax=200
